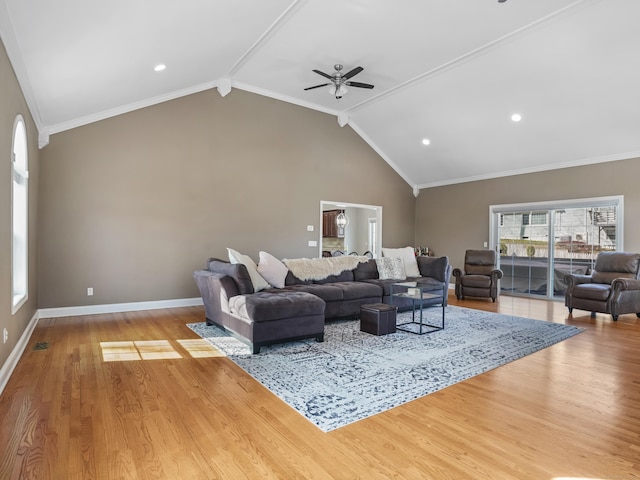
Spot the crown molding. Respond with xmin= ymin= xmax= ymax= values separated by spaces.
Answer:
xmin=0 ymin=0 xmax=48 ymax=143
xmin=47 ymin=81 xmax=218 ymax=134
xmin=233 ymin=81 xmax=339 ymax=117
xmin=415 ymin=150 xmax=640 ymax=191
xmin=347 ymin=119 xmax=414 ymax=190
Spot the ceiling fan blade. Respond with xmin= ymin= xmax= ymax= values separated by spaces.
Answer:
xmin=312 ymin=69 xmax=333 ymax=79
xmin=345 ymin=81 xmax=374 ymax=89
xmin=343 ymin=66 xmax=363 ymax=79
xmin=304 ymin=83 xmax=330 ymax=90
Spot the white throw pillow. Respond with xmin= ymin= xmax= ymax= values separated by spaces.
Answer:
xmin=257 ymin=251 xmax=288 ymax=289
xmin=227 ymin=248 xmax=270 ymax=292
xmin=381 ymin=246 xmax=421 ymax=277
xmin=376 ymin=257 xmax=406 ymax=280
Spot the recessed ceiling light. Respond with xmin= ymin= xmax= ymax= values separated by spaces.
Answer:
xmin=511 ymin=113 xmax=522 ymax=122
xmin=154 ymin=64 xmax=166 ymax=72
xmin=422 ymin=138 xmax=431 ymax=146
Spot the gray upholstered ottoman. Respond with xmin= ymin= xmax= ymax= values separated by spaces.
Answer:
xmin=228 ymin=291 xmax=326 ymax=353
xmin=360 ymin=303 xmax=397 ymax=335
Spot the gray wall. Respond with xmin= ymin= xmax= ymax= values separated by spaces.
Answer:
xmin=38 ymin=89 xmax=416 ymax=308
xmin=415 ymin=157 xmax=640 ymax=272
xmin=5 ymin=27 xmax=640 ymax=374
xmin=0 ymin=40 xmax=40 ymax=368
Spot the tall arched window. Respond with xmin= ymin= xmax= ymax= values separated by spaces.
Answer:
xmin=12 ymin=115 xmax=28 ymax=313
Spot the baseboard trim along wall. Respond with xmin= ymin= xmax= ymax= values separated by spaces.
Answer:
xmin=38 ymin=286 xmax=453 ymax=319
xmin=38 ymin=297 xmax=204 ymax=319
xmin=0 ymin=310 xmax=39 ymax=395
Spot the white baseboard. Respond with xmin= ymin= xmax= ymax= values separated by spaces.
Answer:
xmin=0 ymin=310 xmax=39 ymax=395
xmin=38 ymin=297 xmax=204 ymax=319
xmin=38 ymin=285 xmax=453 ymax=320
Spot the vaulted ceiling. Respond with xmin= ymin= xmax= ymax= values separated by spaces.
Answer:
xmin=2 ymin=0 xmax=639 ymax=190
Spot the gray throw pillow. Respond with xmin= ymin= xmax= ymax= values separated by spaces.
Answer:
xmin=376 ymin=257 xmax=406 ymax=280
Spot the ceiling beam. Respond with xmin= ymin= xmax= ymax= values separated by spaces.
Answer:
xmin=217 ymin=0 xmax=309 ymax=97
xmin=344 ymin=0 xmax=596 ymax=115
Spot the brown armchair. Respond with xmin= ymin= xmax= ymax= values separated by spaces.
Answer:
xmin=452 ymin=250 xmax=503 ymax=302
xmin=565 ymin=251 xmax=640 ymax=321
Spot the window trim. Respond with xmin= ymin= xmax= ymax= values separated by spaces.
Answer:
xmin=490 ymin=195 xmax=623 ymax=251
xmin=11 ymin=115 xmax=28 ymax=314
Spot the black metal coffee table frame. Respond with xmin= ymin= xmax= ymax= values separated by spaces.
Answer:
xmin=390 ymin=282 xmax=445 ymax=334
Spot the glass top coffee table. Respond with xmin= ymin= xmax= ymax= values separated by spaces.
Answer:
xmin=390 ymin=282 xmax=445 ymax=334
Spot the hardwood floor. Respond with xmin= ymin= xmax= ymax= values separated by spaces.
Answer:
xmin=1 ymin=295 xmax=639 ymax=479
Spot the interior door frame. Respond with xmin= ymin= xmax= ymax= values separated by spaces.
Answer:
xmin=319 ymin=201 xmax=383 ymax=258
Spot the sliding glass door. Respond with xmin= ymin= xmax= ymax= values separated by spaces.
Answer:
xmin=491 ymin=196 xmax=623 ymax=299
xmin=498 ymin=211 xmax=550 ymax=297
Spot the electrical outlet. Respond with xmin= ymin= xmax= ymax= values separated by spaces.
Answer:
xmin=87 ymin=287 xmax=94 ymax=296
xmin=3 ymin=328 xmax=8 ymax=344
xmin=484 ymin=242 xmax=488 ymax=248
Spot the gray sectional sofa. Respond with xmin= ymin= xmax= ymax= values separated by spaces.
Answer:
xmin=193 ymin=256 xmax=451 ymax=353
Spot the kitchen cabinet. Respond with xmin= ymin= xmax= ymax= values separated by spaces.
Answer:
xmin=322 ymin=209 xmax=344 ymax=238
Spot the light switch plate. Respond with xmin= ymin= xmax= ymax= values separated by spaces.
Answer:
xmin=307 ymin=225 xmax=314 ymax=232
xmin=308 ymin=240 xmax=318 ymax=247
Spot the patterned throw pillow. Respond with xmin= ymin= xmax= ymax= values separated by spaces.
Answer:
xmin=381 ymin=246 xmax=421 ymax=277
xmin=376 ymin=257 xmax=406 ymax=280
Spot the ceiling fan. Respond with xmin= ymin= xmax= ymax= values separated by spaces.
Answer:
xmin=304 ymin=64 xmax=374 ymax=99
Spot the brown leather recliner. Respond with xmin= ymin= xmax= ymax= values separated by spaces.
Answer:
xmin=452 ymin=250 xmax=503 ymax=302
xmin=565 ymin=251 xmax=640 ymax=321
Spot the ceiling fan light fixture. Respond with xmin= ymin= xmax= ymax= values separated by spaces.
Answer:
xmin=307 ymin=64 xmax=373 ymax=100
xmin=329 ymin=84 xmax=348 ymax=98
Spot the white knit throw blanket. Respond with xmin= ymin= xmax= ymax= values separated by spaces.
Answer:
xmin=282 ymin=256 xmax=370 ymax=281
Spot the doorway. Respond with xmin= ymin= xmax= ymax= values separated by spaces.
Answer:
xmin=490 ymin=196 xmax=623 ymax=299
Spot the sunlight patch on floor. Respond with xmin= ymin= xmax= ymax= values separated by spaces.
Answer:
xmin=177 ymin=338 xmax=225 ymax=358
xmin=100 ymin=340 xmax=182 ymax=361
xmin=100 ymin=339 xmax=222 ymax=361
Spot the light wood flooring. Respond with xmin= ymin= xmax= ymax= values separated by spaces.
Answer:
xmin=1 ymin=295 xmax=639 ymax=479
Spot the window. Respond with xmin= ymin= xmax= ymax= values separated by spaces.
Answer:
xmin=12 ymin=115 xmax=28 ymax=313
xmin=522 ymin=212 xmax=547 ymax=226
xmin=491 ymin=196 xmax=623 ymax=300
xmin=531 ymin=212 xmax=547 ymax=225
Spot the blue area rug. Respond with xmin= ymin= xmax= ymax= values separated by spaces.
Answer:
xmin=187 ymin=306 xmax=582 ymax=432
